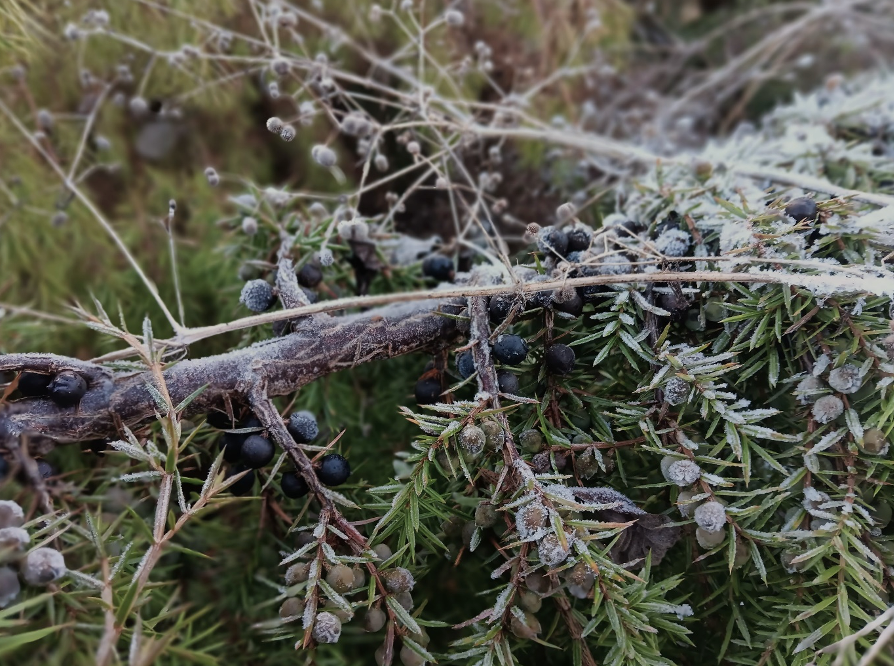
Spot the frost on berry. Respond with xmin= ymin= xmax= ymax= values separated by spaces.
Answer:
xmin=794 ymin=375 xmax=825 ymax=404
xmin=382 ymin=567 xmax=415 ymax=593
xmin=693 ymin=501 xmax=726 ymax=533
xmin=538 ymin=533 xmax=570 ymax=568
xmin=0 ymin=566 xmax=21 ymax=609
xmin=240 ymin=279 xmax=275 ymax=312
xmin=0 ymin=500 xmax=25 ymax=528
xmin=204 ymin=167 xmax=220 ymax=187
xmin=445 ymin=9 xmax=465 ymax=26
xmin=279 ymin=125 xmax=296 ymax=142
xmin=21 ymin=547 xmax=66 ymax=586
xmin=285 ymin=562 xmax=310 ymax=585
xmin=312 ymin=611 xmax=342 ymax=644
xmin=663 ymin=377 xmax=690 ymax=406
xmin=459 ymin=425 xmax=486 ymax=456
xmin=241 ymin=216 xmax=258 ymax=236
xmin=515 ymin=500 xmax=549 ymax=541
xmin=827 ymin=364 xmax=861 ymax=394
xmin=812 ymin=395 xmax=843 ymax=424
xmin=266 ymin=116 xmax=283 ymax=134
xmin=696 ymin=527 xmax=725 ymax=549
xmin=654 ymin=229 xmax=691 ymax=257
xmin=0 ymin=527 xmax=30 ymax=550
xmin=666 ymin=459 xmax=701 ymax=486
xmin=312 ymin=144 xmax=337 ymax=167
xmin=317 ymin=248 xmax=335 ymax=267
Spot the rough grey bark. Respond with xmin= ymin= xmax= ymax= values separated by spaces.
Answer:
xmin=0 ymin=297 xmax=465 ymax=445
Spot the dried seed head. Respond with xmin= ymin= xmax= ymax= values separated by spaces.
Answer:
xmin=312 ymin=611 xmax=342 ymax=644
xmin=666 ymin=459 xmax=701 ymax=486
xmin=556 ymin=202 xmax=576 ymax=222
xmin=382 ymin=567 xmax=415 ymax=593
xmin=694 ymin=501 xmax=726 ymax=533
xmin=0 ymin=501 xmax=24 ymax=529
xmin=312 ymin=144 xmax=337 ymax=167
xmin=266 ymin=116 xmax=283 ymax=134
xmin=279 ymin=125 xmax=296 ymax=142
xmin=204 ymin=167 xmax=220 ymax=187
xmin=812 ymin=395 xmax=844 ymax=424
xmin=664 ymin=377 xmax=690 ymax=406
xmin=445 ymin=9 xmax=465 ymax=26
xmin=538 ymin=533 xmax=571 ymax=568
xmin=128 ymin=96 xmax=148 ymax=117
xmin=21 ymin=547 xmax=66 ymax=586
xmin=828 ymin=364 xmax=861 ymax=394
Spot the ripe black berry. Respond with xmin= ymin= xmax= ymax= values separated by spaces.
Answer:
xmin=220 ymin=416 xmax=260 ymax=463
xmin=47 ymin=371 xmax=87 ymax=407
xmin=422 ymin=254 xmax=455 ymax=282
xmin=316 ymin=453 xmax=351 ymax=486
xmin=287 ymin=411 xmax=318 ymax=443
xmin=785 ymin=197 xmax=818 ymax=223
xmin=566 ymin=227 xmax=591 ymax=252
xmin=658 ymin=293 xmax=690 ymax=323
xmin=36 ymin=460 xmax=54 ymax=479
xmin=554 ymin=292 xmax=583 ymax=317
xmin=240 ymin=279 xmax=275 ymax=312
xmin=281 ymin=472 xmax=309 ymax=498
xmin=207 ymin=410 xmax=234 ymax=429
xmin=415 ymin=376 xmax=441 ymax=404
xmin=17 ymin=372 xmax=51 ymax=397
xmin=489 ymin=294 xmax=513 ymax=324
xmin=496 ymin=370 xmax=519 ymax=394
xmin=240 ymin=435 xmax=275 ymax=468
xmin=456 ymin=351 xmax=475 ymax=379
xmin=545 ymin=344 xmax=576 ymax=375
xmin=536 ymin=226 xmax=569 ymax=257
xmin=492 ymin=335 xmax=528 ymax=366
xmin=297 ymin=263 xmax=323 ymax=288
xmin=225 ymin=465 xmax=255 ymax=496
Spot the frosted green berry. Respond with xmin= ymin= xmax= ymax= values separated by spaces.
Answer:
xmin=695 ymin=527 xmax=725 ymax=549
xmin=861 ymin=428 xmax=889 ymax=455
xmin=382 ymin=567 xmax=414 ymax=593
xmin=285 ymin=562 xmax=309 ymax=585
xmin=327 ymin=564 xmax=355 ymax=593
xmin=364 ymin=607 xmax=386 ymax=632
xmin=312 ymin=611 xmax=342 ymax=643
xmin=373 ymin=543 xmax=392 ymax=562
xmin=520 ymin=429 xmax=543 ymax=453
xmin=475 ymin=502 xmax=499 ymax=528
xmin=519 ymin=589 xmax=542 ymax=613
xmin=21 ymin=547 xmax=66 ymax=586
xmin=459 ymin=425 xmax=486 ymax=456
xmin=510 ymin=610 xmax=541 ymax=639
xmin=280 ymin=597 xmax=304 ymax=619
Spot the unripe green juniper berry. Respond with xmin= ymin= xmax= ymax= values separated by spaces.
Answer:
xmin=225 ymin=465 xmax=255 ymax=496
xmin=240 ymin=279 xmax=275 ymax=312
xmin=316 ymin=454 xmax=351 ymax=486
xmin=287 ymin=411 xmax=318 ymax=443
xmin=373 ymin=543 xmax=392 ymax=561
xmin=496 ymin=369 xmax=519 ymax=394
xmin=0 ymin=501 xmax=24 ymax=528
xmin=280 ymin=597 xmax=304 ymax=619
xmin=0 ymin=566 xmax=20 ymax=609
xmin=327 ymin=564 xmax=355 ymax=593
xmin=828 ymin=364 xmax=861 ymax=393
xmin=459 ymin=425 xmax=486 ymax=455
xmin=519 ymin=429 xmax=543 ymax=453
xmin=297 ymin=263 xmax=322 ymax=288
xmin=422 ymin=254 xmax=455 ymax=282
xmin=456 ymin=351 xmax=475 ymax=379
xmin=285 ymin=562 xmax=309 ymax=585
xmin=785 ymin=197 xmax=818 ymax=222
xmin=364 ymin=608 xmax=386 ymax=632
xmin=281 ymin=472 xmax=309 ymax=498
xmin=812 ymin=395 xmax=844 ymax=424
xmin=475 ymin=502 xmax=499 ymax=528
xmin=312 ymin=611 xmax=342 ymax=643
xmin=663 ymin=377 xmax=689 ymax=406
xmin=492 ymin=334 xmax=528 ymax=365
xmin=17 ymin=372 xmax=51 ymax=397
xmin=544 ymin=344 xmax=575 ymax=375
xmin=694 ymin=501 xmax=727 ymax=532
xmin=382 ymin=567 xmax=414 ymax=593
xmin=240 ymin=435 xmax=274 ymax=468
xmin=47 ymin=371 xmax=87 ymax=407
xmin=21 ymin=547 xmax=66 ymax=586
xmin=861 ymin=428 xmax=888 ymax=455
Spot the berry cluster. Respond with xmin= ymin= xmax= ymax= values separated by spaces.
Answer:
xmin=0 ymin=500 xmax=67 ymax=609
xmin=210 ymin=409 xmax=351 ymax=497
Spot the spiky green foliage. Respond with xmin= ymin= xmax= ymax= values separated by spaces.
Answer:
xmin=2 ymin=2 xmax=894 ymax=666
